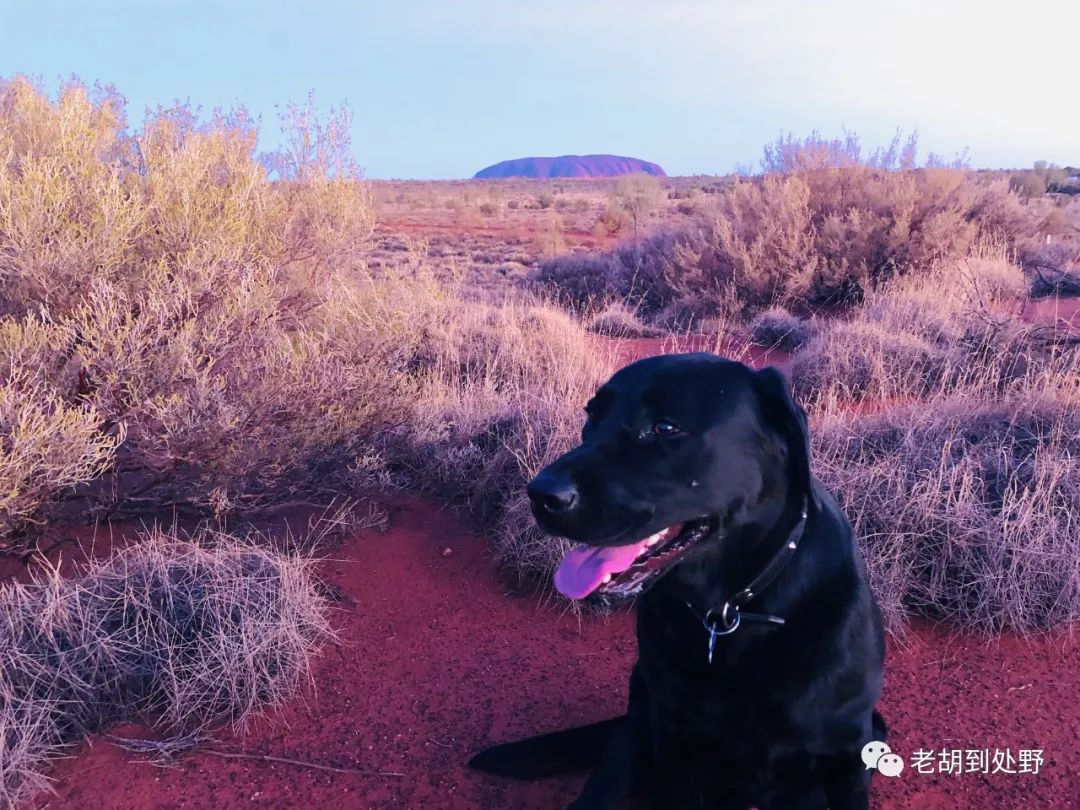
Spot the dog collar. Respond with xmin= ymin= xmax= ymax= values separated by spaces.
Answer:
xmin=686 ymin=497 xmax=809 ymax=663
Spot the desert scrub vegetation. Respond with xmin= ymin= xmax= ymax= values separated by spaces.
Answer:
xmin=0 ymin=75 xmax=612 ymax=582
xmin=531 ymin=132 xmax=1049 ymax=325
xmin=389 ymin=297 xmax=611 ymax=530
xmin=0 ymin=529 xmax=328 ymax=807
xmin=789 ymin=245 xmax=1066 ymax=405
xmin=0 ymin=76 xmax=409 ymax=543
xmin=746 ymin=307 xmax=811 ymax=351
xmin=794 ymin=246 xmax=1080 ymax=632
xmin=813 ymin=388 xmax=1080 ymax=633
xmin=586 ymin=301 xmax=666 ymax=338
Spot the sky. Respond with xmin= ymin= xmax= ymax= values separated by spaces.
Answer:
xmin=3 ymin=0 xmax=1077 ymax=178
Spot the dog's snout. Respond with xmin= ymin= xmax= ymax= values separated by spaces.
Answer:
xmin=527 ymin=472 xmax=580 ymax=515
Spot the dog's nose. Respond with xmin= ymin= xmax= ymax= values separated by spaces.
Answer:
xmin=527 ymin=473 xmax=580 ymax=514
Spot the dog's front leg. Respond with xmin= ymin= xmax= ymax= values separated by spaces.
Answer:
xmin=568 ymin=666 xmax=651 ymax=810
xmin=818 ymin=751 xmax=869 ymax=810
xmin=567 ymin=715 xmax=647 ymax=810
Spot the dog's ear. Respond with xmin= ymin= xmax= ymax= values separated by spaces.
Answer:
xmin=752 ymin=367 xmax=819 ymax=508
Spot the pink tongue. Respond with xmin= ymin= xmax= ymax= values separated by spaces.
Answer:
xmin=554 ymin=540 xmax=648 ymax=599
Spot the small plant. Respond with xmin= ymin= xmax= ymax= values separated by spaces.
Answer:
xmin=594 ymin=205 xmax=629 ymax=236
xmin=747 ymin=308 xmax=811 ymax=350
xmin=0 ymin=529 xmax=329 ymax=806
xmin=611 ymin=173 xmax=662 ymax=243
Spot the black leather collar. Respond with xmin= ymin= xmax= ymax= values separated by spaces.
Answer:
xmin=685 ymin=496 xmax=809 ymax=662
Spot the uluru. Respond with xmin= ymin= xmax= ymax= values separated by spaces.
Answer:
xmin=474 ymin=154 xmax=667 ymax=179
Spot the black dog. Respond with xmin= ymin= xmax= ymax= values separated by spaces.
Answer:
xmin=470 ymin=353 xmax=886 ymax=809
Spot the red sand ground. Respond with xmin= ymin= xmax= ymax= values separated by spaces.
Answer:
xmin=37 ymin=500 xmax=1079 ymax=809
xmin=377 ymin=217 xmax=620 ymax=250
xmin=26 ymin=322 xmax=1080 ymax=809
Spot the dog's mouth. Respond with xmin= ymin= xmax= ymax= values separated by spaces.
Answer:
xmin=554 ymin=518 xmax=716 ymax=604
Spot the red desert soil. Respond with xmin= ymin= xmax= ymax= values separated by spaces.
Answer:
xmin=37 ymin=500 xmax=1079 ymax=809
xmin=30 ymin=324 xmax=1080 ymax=809
xmin=376 ymin=218 xmax=619 ymax=249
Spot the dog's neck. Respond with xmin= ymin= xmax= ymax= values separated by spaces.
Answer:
xmin=654 ymin=481 xmax=812 ymax=617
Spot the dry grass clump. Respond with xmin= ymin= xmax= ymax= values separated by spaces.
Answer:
xmin=813 ymin=390 xmax=1080 ymax=633
xmin=746 ymin=307 xmax=811 ymax=351
xmin=786 ymin=240 xmax=1080 ymax=635
xmin=790 ymin=247 xmax=1054 ymax=405
xmin=793 ymin=321 xmax=951 ymax=403
xmin=791 ymin=243 xmax=1079 ymax=633
xmin=395 ymin=300 xmax=611 ymax=530
xmin=0 ymin=529 xmax=328 ymax=807
xmin=586 ymin=301 xmax=666 ymax=338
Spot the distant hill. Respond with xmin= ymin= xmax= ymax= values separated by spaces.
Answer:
xmin=474 ymin=154 xmax=667 ymax=179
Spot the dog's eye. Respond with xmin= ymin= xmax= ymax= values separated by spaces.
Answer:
xmin=652 ymin=420 xmax=680 ymax=436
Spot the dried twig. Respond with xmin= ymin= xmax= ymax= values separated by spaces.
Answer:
xmin=108 ymin=733 xmax=404 ymax=778
xmin=197 ymin=749 xmax=405 ymax=778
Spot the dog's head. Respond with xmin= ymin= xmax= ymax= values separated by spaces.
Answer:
xmin=527 ymin=353 xmax=812 ymax=604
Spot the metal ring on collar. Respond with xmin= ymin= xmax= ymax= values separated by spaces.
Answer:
xmin=704 ymin=603 xmax=741 ymax=636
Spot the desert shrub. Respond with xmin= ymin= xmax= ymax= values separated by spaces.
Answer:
xmin=792 ymin=320 xmax=952 ymax=403
xmin=0 ymin=370 xmax=121 ymax=537
xmin=531 ymin=227 xmax=716 ymax=320
xmin=747 ymin=307 xmax=812 ymax=350
xmin=506 ymin=198 xmax=520 ymax=210
xmin=1010 ymin=171 xmax=1047 ymax=200
xmin=396 ymin=302 xmax=610 ymax=524
xmin=0 ymin=529 xmax=328 ymax=807
xmin=1016 ymin=234 xmax=1080 ymax=291
xmin=0 ymin=77 xmax=409 ymax=539
xmin=536 ymin=192 xmax=554 ymax=209
xmin=594 ymin=205 xmax=629 ymax=236
xmin=530 ymin=251 xmax=624 ymax=312
xmin=478 ymin=201 xmax=497 ymax=216
xmin=552 ymin=134 xmax=1042 ymax=323
xmin=586 ymin=301 xmax=666 ymax=338
xmin=611 ymin=174 xmax=662 ymax=241
xmin=814 ymin=391 xmax=1080 ymax=632
xmin=537 ymin=212 xmax=567 ymax=258
xmin=669 ymin=168 xmax=1033 ymax=314
xmin=790 ymin=248 xmax=1055 ymax=405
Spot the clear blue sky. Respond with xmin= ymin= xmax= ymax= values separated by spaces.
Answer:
xmin=3 ymin=0 xmax=1076 ymax=178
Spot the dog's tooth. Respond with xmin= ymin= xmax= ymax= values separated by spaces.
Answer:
xmin=601 ymin=574 xmax=612 ymax=584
